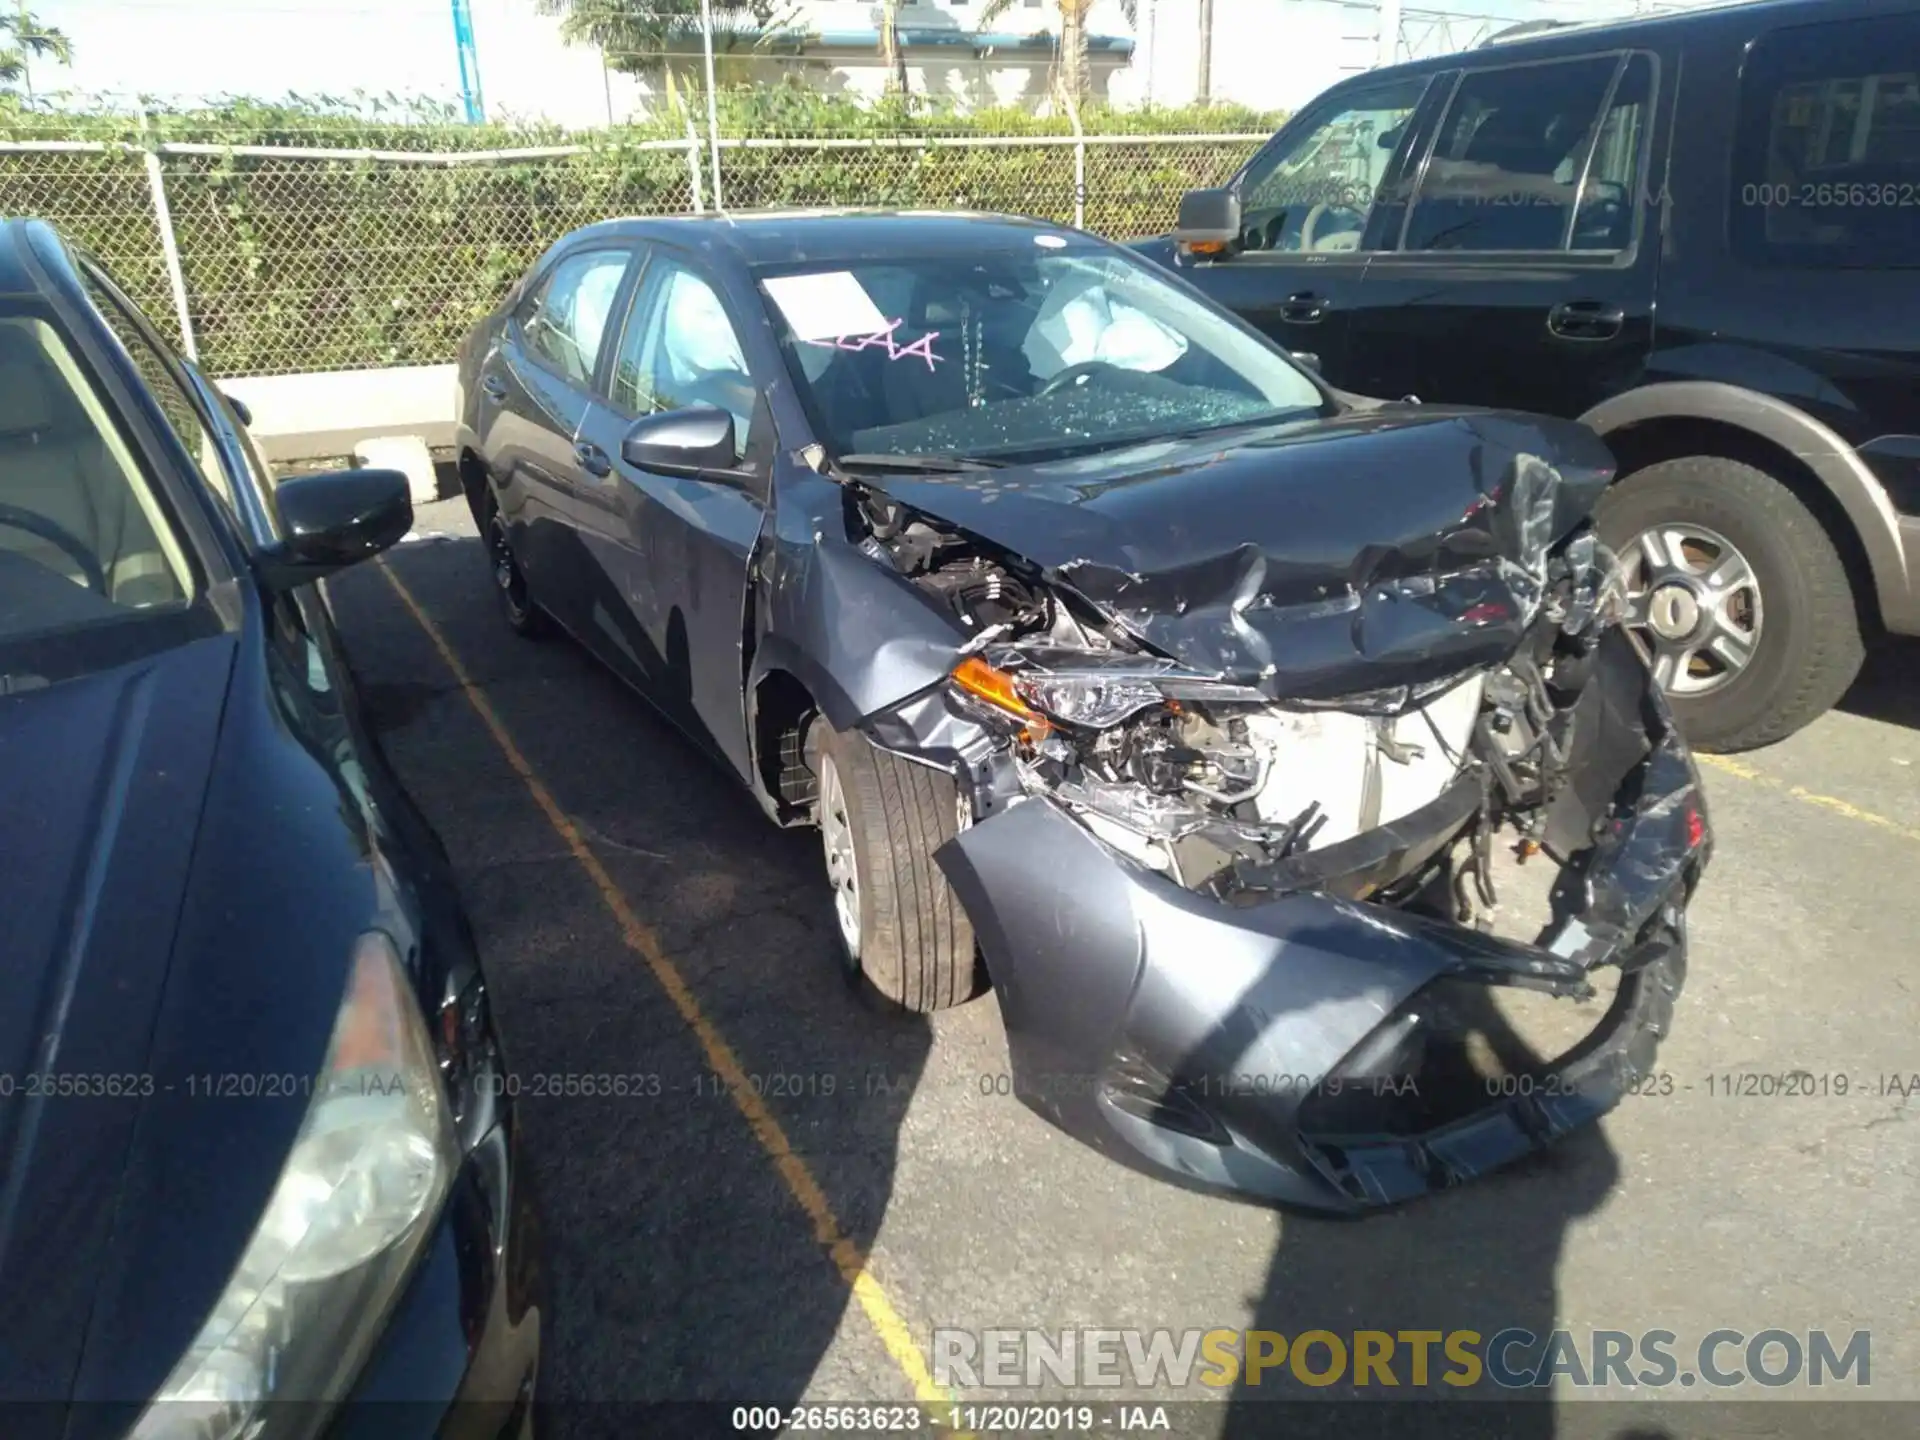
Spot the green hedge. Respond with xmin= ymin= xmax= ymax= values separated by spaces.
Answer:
xmin=0 ymin=91 xmax=1281 ymax=377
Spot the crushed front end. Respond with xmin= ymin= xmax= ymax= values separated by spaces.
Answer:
xmin=839 ymin=413 xmax=1712 ymax=1211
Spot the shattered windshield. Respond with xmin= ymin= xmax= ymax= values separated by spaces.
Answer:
xmin=755 ymin=245 xmax=1327 ymax=464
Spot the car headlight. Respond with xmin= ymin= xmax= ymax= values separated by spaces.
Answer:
xmin=132 ymin=932 xmax=455 ymax=1440
xmin=1012 ymin=671 xmax=1168 ymax=729
xmin=952 ymin=652 xmax=1269 ymax=732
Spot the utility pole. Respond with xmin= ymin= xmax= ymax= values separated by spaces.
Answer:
xmin=1377 ymin=0 xmax=1403 ymax=68
xmin=450 ymin=0 xmax=484 ymax=123
xmin=1197 ymin=0 xmax=1213 ymax=104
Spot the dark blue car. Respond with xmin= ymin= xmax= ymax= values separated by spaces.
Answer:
xmin=0 ymin=219 xmax=539 ymax=1439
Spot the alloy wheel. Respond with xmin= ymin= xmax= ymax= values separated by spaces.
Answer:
xmin=818 ymin=752 xmax=861 ymax=959
xmin=1619 ymin=523 xmax=1764 ymax=696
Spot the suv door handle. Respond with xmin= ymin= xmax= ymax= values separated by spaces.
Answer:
xmin=1279 ymin=291 xmax=1330 ymax=325
xmin=574 ymin=441 xmax=612 ymax=478
xmin=1547 ymin=300 xmax=1626 ymax=341
xmin=481 ymin=374 xmax=509 ymax=401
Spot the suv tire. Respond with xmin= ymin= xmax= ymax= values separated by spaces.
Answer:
xmin=813 ymin=723 xmax=981 ymax=1012
xmin=1593 ymin=455 xmax=1864 ymax=752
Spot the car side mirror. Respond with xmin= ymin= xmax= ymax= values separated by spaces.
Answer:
xmin=222 ymin=390 xmax=253 ymax=427
xmin=1175 ymin=187 xmax=1241 ymax=256
xmin=256 ymin=467 xmax=412 ymax=592
xmin=1291 ymin=350 xmax=1323 ymax=375
xmin=621 ymin=405 xmax=740 ymax=478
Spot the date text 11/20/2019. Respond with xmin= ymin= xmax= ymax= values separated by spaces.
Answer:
xmin=729 ymin=1404 xmax=1173 ymax=1434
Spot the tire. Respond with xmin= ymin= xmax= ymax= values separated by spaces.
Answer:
xmin=813 ymin=723 xmax=981 ymax=1012
xmin=1593 ymin=455 xmax=1864 ymax=752
xmin=483 ymin=497 xmax=550 ymax=640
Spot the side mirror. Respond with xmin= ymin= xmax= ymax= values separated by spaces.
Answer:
xmin=222 ymin=390 xmax=253 ymax=427
xmin=1291 ymin=350 xmax=1323 ymax=375
xmin=621 ymin=405 xmax=739 ymax=477
xmin=256 ymin=467 xmax=412 ymax=592
xmin=1175 ymin=187 xmax=1241 ymax=255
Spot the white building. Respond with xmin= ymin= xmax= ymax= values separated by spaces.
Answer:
xmin=33 ymin=0 xmax=1671 ymax=128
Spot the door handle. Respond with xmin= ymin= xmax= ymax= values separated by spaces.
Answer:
xmin=1278 ymin=291 xmax=1330 ymax=325
xmin=1547 ymin=300 xmax=1626 ymax=342
xmin=574 ymin=441 xmax=612 ymax=478
xmin=481 ymin=374 xmax=509 ymax=401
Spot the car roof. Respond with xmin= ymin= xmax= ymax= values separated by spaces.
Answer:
xmin=1354 ymin=0 xmax=1895 ymax=80
xmin=0 ymin=218 xmax=58 ymax=298
xmin=557 ymin=209 xmax=1096 ymax=267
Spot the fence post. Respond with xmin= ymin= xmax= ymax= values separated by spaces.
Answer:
xmin=137 ymin=108 xmax=198 ymax=361
xmin=683 ymin=107 xmax=706 ymax=213
xmin=699 ymin=0 xmax=725 ymax=210
xmin=1063 ymin=91 xmax=1086 ymax=230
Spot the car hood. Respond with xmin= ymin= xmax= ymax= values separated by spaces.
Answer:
xmin=0 ymin=633 xmax=236 ymax=1414
xmin=858 ymin=404 xmax=1616 ymax=698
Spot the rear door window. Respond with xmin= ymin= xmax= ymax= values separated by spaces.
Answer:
xmin=1732 ymin=12 xmax=1920 ymax=269
xmin=1403 ymin=54 xmax=1635 ymax=253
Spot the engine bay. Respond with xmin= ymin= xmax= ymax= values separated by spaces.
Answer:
xmin=850 ymin=484 xmax=1635 ymax=917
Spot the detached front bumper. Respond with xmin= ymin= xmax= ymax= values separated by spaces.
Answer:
xmin=933 ymin=639 xmax=1710 ymax=1214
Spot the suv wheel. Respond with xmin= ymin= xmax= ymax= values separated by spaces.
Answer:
xmin=813 ymin=723 xmax=981 ymax=1012
xmin=1593 ymin=455 xmax=1864 ymax=752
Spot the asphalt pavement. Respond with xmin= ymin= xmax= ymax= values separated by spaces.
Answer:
xmin=326 ymin=496 xmax=1920 ymax=1440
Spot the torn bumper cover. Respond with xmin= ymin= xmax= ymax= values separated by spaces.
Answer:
xmin=932 ymin=633 xmax=1709 ymax=1213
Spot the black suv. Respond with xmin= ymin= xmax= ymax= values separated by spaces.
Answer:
xmin=1134 ymin=0 xmax=1920 ymax=751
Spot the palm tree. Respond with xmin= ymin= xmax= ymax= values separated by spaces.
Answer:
xmin=878 ymin=0 xmax=910 ymax=97
xmin=979 ymin=0 xmax=1136 ymax=107
xmin=0 ymin=3 xmax=73 ymax=99
xmin=535 ymin=0 xmax=791 ymax=87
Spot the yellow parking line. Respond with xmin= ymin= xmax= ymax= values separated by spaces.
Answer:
xmin=1698 ymin=753 xmax=1920 ymax=845
xmin=377 ymin=560 xmax=952 ymax=1411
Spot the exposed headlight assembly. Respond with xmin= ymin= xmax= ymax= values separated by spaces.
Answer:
xmin=1011 ymin=671 xmax=1169 ymax=729
xmin=132 ymin=933 xmax=455 ymax=1440
xmin=952 ymin=651 xmax=1266 ymax=732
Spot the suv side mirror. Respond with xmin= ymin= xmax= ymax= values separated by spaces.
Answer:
xmin=621 ymin=406 xmax=739 ymax=477
xmin=257 ymin=467 xmax=412 ymax=592
xmin=1291 ymin=350 xmax=1322 ymax=375
xmin=1175 ymin=188 xmax=1241 ymax=255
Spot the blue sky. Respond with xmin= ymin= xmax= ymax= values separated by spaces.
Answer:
xmin=21 ymin=0 xmax=1699 ymax=113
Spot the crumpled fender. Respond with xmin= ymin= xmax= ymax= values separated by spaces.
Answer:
xmin=751 ymin=480 xmax=968 ymax=731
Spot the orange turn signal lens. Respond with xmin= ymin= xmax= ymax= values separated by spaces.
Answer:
xmin=950 ymin=656 xmax=1049 ymax=738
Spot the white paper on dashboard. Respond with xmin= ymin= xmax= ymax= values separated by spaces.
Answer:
xmin=763 ymin=271 xmax=891 ymax=342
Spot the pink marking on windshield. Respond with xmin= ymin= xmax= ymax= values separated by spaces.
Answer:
xmin=802 ymin=318 xmax=944 ymax=371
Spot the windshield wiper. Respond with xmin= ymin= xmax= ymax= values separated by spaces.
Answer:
xmin=832 ymin=452 xmax=1008 ymax=474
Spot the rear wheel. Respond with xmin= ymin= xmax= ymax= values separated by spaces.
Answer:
xmin=813 ymin=723 xmax=981 ymax=1012
xmin=484 ymin=500 xmax=549 ymax=639
xmin=1593 ymin=455 xmax=1864 ymax=752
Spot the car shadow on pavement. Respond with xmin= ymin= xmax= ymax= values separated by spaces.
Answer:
xmin=330 ymin=532 xmax=932 ymax=1439
xmin=1213 ymin=989 xmax=1621 ymax=1440
xmin=1837 ymin=636 xmax=1920 ymax=731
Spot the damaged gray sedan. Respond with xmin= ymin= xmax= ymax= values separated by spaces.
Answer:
xmin=454 ymin=211 xmax=1712 ymax=1212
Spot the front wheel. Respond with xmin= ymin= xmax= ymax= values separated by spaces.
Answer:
xmin=813 ymin=724 xmax=981 ymax=1012
xmin=1593 ymin=455 xmax=1864 ymax=752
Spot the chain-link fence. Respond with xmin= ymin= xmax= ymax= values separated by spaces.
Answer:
xmin=0 ymin=110 xmax=1266 ymax=379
